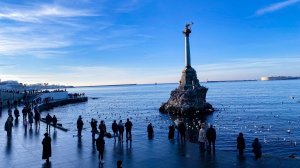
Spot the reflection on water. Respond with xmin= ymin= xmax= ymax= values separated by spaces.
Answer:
xmin=45 ymin=80 xmax=300 ymax=157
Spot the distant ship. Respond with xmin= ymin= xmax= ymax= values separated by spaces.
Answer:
xmin=261 ymin=76 xmax=300 ymax=81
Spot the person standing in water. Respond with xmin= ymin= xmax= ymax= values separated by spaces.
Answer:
xmin=147 ymin=123 xmax=154 ymax=139
xmin=77 ymin=115 xmax=84 ymax=137
xmin=96 ymin=134 xmax=105 ymax=164
xmin=112 ymin=120 xmax=118 ymax=141
xmin=252 ymin=138 xmax=262 ymax=160
xmin=118 ymin=120 xmax=124 ymax=142
xmin=237 ymin=132 xmax=245 ymax=157
xmin=52 ymin=115 xmax=57 ymax=130
xmin=125 ymin=118 xmax=133 ymax=142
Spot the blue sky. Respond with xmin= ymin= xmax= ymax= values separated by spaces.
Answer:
xmin=0 ymin=0 xmax=299 ymax=86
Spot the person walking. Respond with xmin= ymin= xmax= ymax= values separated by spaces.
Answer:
xmin=8 ymin=107 xmax=12 ymax=116
xmin=96 ymin=134 xmax=105 ymax=164
xmin=252 ymin=138 xmax=262 ymax=160
xmin=198 ymin=125 xmax=206 ymax=151
xmin=14 ymin=108 xmax=20 ymax=121
xmin=112 ymin=120 xmax=118 ymax=141
xmin=77 ymin=115 xmax=84 ymax=137
xmin=52 ymin=115 xmax=57 ymax=130
xmin=42 ymin=133 xmax=52 ymax=163
xmin=118 ymin=120 xmax=124 ymax=142
xmin=168 ymin=125 xmax=175 ymax=140
xmin=125 ymin=118 xmax=133 ymax=142
xmin=147 ymin=123 xmax=154 ymax=139
xmin=237 ymin=132 xmax=245 ymax=157
xmin=98 ymin=120 xmax=107 ymax=137
xmin=206 ymin=124 xmax=216 ymax=153
xmin=45 ymin=113 xmax=52 ymax=133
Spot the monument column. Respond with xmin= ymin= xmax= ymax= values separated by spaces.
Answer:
xmin=183 ymin=23 xmax=192 ymax=67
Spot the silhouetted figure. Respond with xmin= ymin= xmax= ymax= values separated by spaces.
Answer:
xmin=52 ymin=115 xmax=57 ymax=130
xmin=5 ymin=116 xmax=13 ymax=136
xmin=125 ymin=118 xmax=133 ymax=142
xmin=252 ymin=138 xmax=262 ymax=160
xmin=34 ymin=111 xmax=41 ymax=127
xmin=118 ymin=120 xmax=124 ymax=142
xmin=206 ymin=125 xmax=216 ymax=152
xmin=98 ymin=120 xmax=107 ymax=137
xmin=22 ymin=106 xmax=27 ymax=121
xmin=147 ymin=123 xmax=154 ymax=139
xmin=91 ymin=118 xmax=98 ymax=142
xmin=112 ymin=120 xmax=118 ymax=141
xmin=28 ymin=111 xmax=33 ymax=128
xmin=14 ymin=108 xmax=20 ymax=121
xmin=117 ymin=160 xmax=122 ymax=168
xmin=42 ymin=133 xmax=52 ymax=163
xmin=237 ymin=132 xmax=245 ymax=157
xmin=45 ymin=113 xmax=52 ymax=133
xmin=198 ymin=125 xmax=206 ymax=151
xmin=178 ymin=121 xmax=186 ymax=142
xmin=168 ymin=125 xmax=175 ymax=140
xmin=96 ymin=134 xmax=105 ymax=164
xmin=77 ymin=115 xmax=84 ymax=137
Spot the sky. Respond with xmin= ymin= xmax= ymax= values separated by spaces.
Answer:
xmin=0 ymin=0 xmax=299 ymax=86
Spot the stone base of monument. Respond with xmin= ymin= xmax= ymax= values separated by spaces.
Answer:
xmin=159 ymin=67 xmax=214 ymax=116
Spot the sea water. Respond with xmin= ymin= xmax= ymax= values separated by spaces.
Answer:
xmin=49 ymin=80 xmax=300 ymax=157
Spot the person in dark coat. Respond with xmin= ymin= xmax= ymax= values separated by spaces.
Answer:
xmin=178 ymin=121 xmax=186 ymax=142
xmin=96 ymin=134 xmax=105 ymax=163
xmin=42 ymin=133 xmax=52 ymax=163
xmin=206 ymin=125 xmax=217 ymax=152
xmin=77 ymin=115 xmax=84 ymax=137
xmin=125 ymin=118 xmax=133 ymax=142
xmin=5 ymin=116 xmax=13 ymax=136
xmin=147 ymin=123 xmax=154 ymax=139
xmin=168 ymin=125 xmax=175 ymax=140
xmin=52 ymin=115 xmax=57 ymax=130
xmin=237 ymin=132 xmax=245 ymax=156
xmin=45 ymin=113 xmax=52 ymax=133
xmin=98 ymin=120 xmax=106 ymax=137
xmin=252 ymin=138 xmax=262 ymax=160
xmin=34 ymin=111 xmax=40 ymax=127
xmin=118 ymin=120 xmax=124 ymax=142
xmin=91 ymin=118 xmax=98 ymax=142
xmin=112 ymin=120 xmax=118 ymax=141
xmin=22 ymin=106 xmax=27 ymax=121
xmin=14 ymin=108 xmax=20 ymax=121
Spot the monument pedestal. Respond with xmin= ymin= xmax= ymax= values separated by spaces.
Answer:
xmin=160 ymin=66 xmax=213 ymax=115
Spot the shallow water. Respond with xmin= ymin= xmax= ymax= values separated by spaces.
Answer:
xmin=47 ymin=80 xmax=300 ymax=157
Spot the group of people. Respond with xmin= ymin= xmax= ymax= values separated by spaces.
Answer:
xmin=197 ymin=123 xmax=262 ymax=159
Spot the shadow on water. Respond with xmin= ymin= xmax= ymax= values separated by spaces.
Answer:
xmin=52 ymin=131 xmax=57 ymax=142
xmin=29 ymin=127 xmax=33 ymax=138
xmin=14 ymin=119 xmax=19 ymax=127
xmin=6 ymin=136 xmax=12 ymax=155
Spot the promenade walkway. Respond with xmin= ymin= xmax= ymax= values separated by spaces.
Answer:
xmin=1 ymin=106 xmax=300 ymax=168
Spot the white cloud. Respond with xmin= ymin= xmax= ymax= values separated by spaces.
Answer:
xmin=0 ymin=4 xmax=96 ymax=23
xmin=256 ymin=0 xmax=300 ymax=16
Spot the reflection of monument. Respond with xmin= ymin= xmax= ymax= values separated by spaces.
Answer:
xmin=160 ymin=23 xmax=213 ymax=115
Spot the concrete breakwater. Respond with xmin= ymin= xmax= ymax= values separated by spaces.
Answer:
xmin=38 ymin=97 xmax=88 ymax=112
